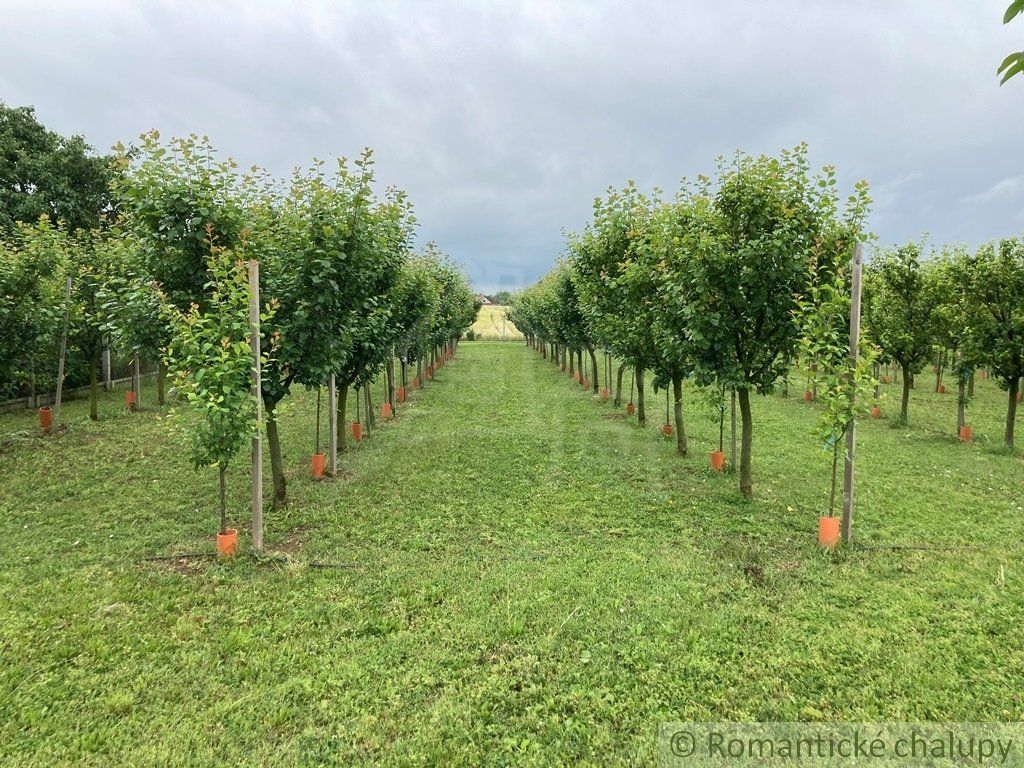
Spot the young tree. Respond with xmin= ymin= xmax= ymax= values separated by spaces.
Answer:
xmin=99 ymin=246 xmax=175 ymax=407
xmin=426 ymin=249 xmax=478 ymax=369
xmin=866 ymin=240 xmax=937 ymax=425
xmin=68 ymin=234 xmax=122 ymax=420
xmin=391 ymin=255 xmax=441 ymax=400
xmin=546 ymin=263 xmax=598 ymax=390
xmin=928 ymin=247 xmax=982 ymax=438
xmin=571 ymin=183 xmax=661 ymax=425
xmin=165 ymin=245 xmax=272 ymax=543
xmin=114 ymin=131 xmax=245 ymax=313
xmin=332 ymin=179 xmax=414 ymax=446
xmin=963 ymin=238 xmax=1024 ymax=448
xmin=798 ymin=248 xmax=877 ymax=523
xmin=675 ymin=147 xmax=866 ymax=497
xmin=0 ymin=218 xmax=67 ymax=401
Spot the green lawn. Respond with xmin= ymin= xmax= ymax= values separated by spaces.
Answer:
xmin=1 ymin=342 xmax=1021 ymax=766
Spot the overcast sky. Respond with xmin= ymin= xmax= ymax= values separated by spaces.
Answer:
xmin=2 ymin=1 xmax=1022 ymax=292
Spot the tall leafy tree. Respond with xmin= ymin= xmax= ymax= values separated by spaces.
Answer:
xmin=114 ymin=131 xmax=245 ymax=313
xmin=99 ymin=242 xmax=175 ymax=406
xmin=332 ymin=176 xmax=415 ymax=446
xmin=0 ymin=218 xmax=67 ymax=400
xmin=572 ymin=183 xmax=661 ymax=424
xmin=866 ymin=240 xmax=937 ymax=425
xmin=0 ymin=103 xmax=113 ymax=233
xmin=68 ymin=234 xmax=122 ymax=420
xmin=927 ymin=246 xmax=982 ymax=437
xmin=390 ymin=255 xmax=441 ymax=396
xmin=676 ymin=147 xmax=863 ymax=497
xmin=963 ymin=238 xmax=1024 ymax=448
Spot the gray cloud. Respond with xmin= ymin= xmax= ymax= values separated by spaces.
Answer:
xmin=2 ymin=0 xmax=1021 ymax=290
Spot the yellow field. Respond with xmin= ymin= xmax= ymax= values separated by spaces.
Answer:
xmin=469 ymin=304 xmax=523 ymax=341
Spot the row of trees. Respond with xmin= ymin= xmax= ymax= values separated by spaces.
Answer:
xmin=2 ymin=132 xmax=479 ymax=536
xmin=511 ymin=146 xmax=871 ymax=499
xmin=867 ymin=238 xmax=1024 ymax=445
xmin=512 ymin=144 xmax=1024 ymax=507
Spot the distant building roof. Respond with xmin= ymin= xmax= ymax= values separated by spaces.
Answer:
xmin=477 ymin=294 xmax=493 ymax=305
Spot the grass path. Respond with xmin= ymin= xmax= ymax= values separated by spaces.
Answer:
xmin=1 ymin=342 xmax=1022 ymax=765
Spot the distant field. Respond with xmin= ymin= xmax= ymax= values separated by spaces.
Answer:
xmin=470 ymin=304 xmax=523 ymax=341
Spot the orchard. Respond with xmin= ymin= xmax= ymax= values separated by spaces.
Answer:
xmin=512 ymin=145 xmax=1023 ymax=546
xmin=2 ymin=117 xmax=1023 ymax=764
xmin=1 ymin=131 xmax=479 ymax=552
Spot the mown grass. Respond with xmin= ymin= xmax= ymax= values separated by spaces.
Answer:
xmin=1 ymin=342 xmax=1021 ymax=766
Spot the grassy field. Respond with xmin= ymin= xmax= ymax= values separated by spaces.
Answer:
xmin=470 ymin=304 xmax=523 ymax=341
xmin=1 ymin=342 xmax=1022 ymax=765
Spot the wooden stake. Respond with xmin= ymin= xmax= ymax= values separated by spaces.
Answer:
xmin=53 ymin=276 xmax=72 ymax=425
xmin=248 ymin=260 xmax=264 ymax=552
xmin=132 ymin=353 xmax=141 ymax=409
xmin=102 ymin=337 xmax=112 ymax=391
xmin=328 ymin=372 xmax=338 ymax=475
xmin=841 ymin=243 xmax=864 ymax=543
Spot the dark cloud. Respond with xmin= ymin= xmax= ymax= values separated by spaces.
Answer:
xmin=2 ymin=1 xmax=1021 ymax=291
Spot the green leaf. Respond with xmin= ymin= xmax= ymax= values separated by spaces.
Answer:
xmin=1004 ymin=0 xmax=1024 ymax=24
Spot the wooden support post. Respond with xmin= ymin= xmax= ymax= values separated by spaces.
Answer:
xmin=102 ymin=338 xmax=112 ymax=391
xmin=53 ymin=276 xmax=73 ymax=425
xmin=248 ymin=260 xmax=264 ymax=553
xmin=841 ymin=243 xmax=864 ymax=543
xmin=132 ymin=353 xmax=142 ymax=409
xmin=328 ymin=373 xmax=338 ymax=475
xmin=388 ymin=348 xmax=397 ymax=411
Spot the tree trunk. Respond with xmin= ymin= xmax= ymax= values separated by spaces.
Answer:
xmin=636 ymin=367 xmax=646 ymax=426
xmin=337 ymin=385 xmax=348 ymax=452
xmin=1006 ymin=378 xmax=1019 ymax=449
xmin=827 ymin=442 xmax=840 ymax=517
xmin=568 ymin=348 xmax=574 ymax=376
xmin=132 ymin=353 xmax=142 ymax=410
xmin=900 ymin=364 xmax=911 ymax=423
xmin=614 ymin=362 xmax=625 ymax=406
xmin=588 ymin=347 xmax=599 ymax=393
xmin=737 ymin=388 xmax=754 ymax=498
xmin=968 ymin=370 xmax=975 ymax=398
xmin=672 ymin=375 xmax=687 ymax=456
xmin=89 ymin=350 xmax=100 ymax=421
xmin=730 ymin=389 xmax=737 ymax=469
xmin=219 ymin=464 xmax=227 ymax=535
xmin=364 ymin=385 xmax=373 ymax=432
xmin=265 ymin=403 xmax=287 ymax=508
